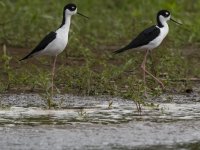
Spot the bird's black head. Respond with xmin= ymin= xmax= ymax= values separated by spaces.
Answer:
xmin=64 ymin=3 xmax=77 ymax=15
xmin=60 ymin=3 xmax=89 ymax=28
xmin=64 ymin=3 xmax=77 ymax=12
xmin=157 ymin=10 xmax=171 ymax=27
xmin=60 ymin=3 xmax=77 ymax=27
xmin=63 ymin=3 xmax=89 ymax=18
xmin=157 ymin=10 xmax=182 ymax=27
xmin=158 ymin=10 xmax=171 ymax=18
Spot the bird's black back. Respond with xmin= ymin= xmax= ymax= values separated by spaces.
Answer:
xmin=20 ymin=32 xmax=57 ymax=61
xmin=114 ymin=25 xmax=160 ymax=54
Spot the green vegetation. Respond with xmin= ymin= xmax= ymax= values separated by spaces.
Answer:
xmin=0 ymin=0 xmax=199 ymax=107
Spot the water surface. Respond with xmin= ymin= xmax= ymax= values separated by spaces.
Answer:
xmin=0 ymin=93 xmax=200 ymax=149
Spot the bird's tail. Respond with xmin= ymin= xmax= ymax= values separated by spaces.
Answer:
xmin=113 ymin=47 xmax=128 ymax=54
xmin=113 ymin=44 xmax=133 ymax=54
xmin=19 ymin=54 xmax=33 ymax=61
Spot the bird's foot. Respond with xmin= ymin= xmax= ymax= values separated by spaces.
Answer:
xmin=158 ymin=81 xmax=165 ymax=90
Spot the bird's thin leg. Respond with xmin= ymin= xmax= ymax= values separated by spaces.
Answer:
xmin=149 ymin=50 xmax=157 ymax=77
xmin=143 ymin=68 xmax=165 ymax=89
xmin=141 ymin=50 xmax=148 ymax=96
xmin=51 ymin=55 xmax=57 ymax=98
xmin=141 ymin=50 xmax=165 ymax=89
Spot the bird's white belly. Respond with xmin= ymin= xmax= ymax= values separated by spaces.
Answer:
xmin=143 ymin=35 xmax=165 ymax=50
xmin=41 ymin=38 xmax=68 ymax=56
xmin=141 ymin=25 xmax=169 ymax=50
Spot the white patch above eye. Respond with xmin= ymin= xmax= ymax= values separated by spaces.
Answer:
xmin=165 ymin=12 xmax=169 ymax=15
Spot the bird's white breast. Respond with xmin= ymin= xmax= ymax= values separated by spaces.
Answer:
xmin=141 ymin=25 xmax=169 ymax=50
xmin=41 ymin=28 xmax=68 ymax=56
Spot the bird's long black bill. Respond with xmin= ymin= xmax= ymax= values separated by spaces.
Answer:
xmin=77 ymin=12 xmax=89 ymax=19
xmin=170 ymin=18 xmax=182 ymax=25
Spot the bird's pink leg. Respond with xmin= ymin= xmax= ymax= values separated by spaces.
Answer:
xmin=144 ymin=68 xmax=165 ymax=89
xmin=141 ymin=50 xmax=148 ymax=96
xmin=141 ymin=50 xmax=165 ymax=90
xmin=51 ymin=55 xmax=57 ymax=98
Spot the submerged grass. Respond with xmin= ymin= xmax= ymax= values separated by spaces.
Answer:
xmin=0 ymin=0 xmax=200 ymax=107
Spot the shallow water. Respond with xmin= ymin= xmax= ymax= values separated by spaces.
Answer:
xmin=0 ymin=103 xmax=200 ymax=126
xmin=0 ymin=94 xmax=200 ymax=149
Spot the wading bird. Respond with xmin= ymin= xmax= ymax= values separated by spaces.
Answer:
xmin=20 ymin=3 xmax=88 ymax=97
xmin=114 ymin=10 xmax=181 ymax=93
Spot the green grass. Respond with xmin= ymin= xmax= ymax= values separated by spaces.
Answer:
xmin=0 ymin=0 xmax=199 ymax=47
xmin=0 ymin=0 xmax=200 ymax=107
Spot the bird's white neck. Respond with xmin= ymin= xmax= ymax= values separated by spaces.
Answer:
xmin=56 ymin=15 xmax=72 ymax=41
xmin=60 ymin=15 xmax=71 ymax=31
xmin=157 ymin=16 xmax=169 ymax=28
xmin=157 ymin=18 xmax=169 ymax=43
xmin=161 ymin=21 xmax=169 ymax=30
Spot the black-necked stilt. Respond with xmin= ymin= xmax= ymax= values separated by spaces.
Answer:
xmin=114 ymin=10 xmax=181 ymax=92
xmin=20 ymin=3 xmax=88 ymax=96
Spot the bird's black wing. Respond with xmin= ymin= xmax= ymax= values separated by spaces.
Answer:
xmin=114 ymin=26 xmax=160 ymax=54
xmin=20 ymin=31 xmax=57 ymax=61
